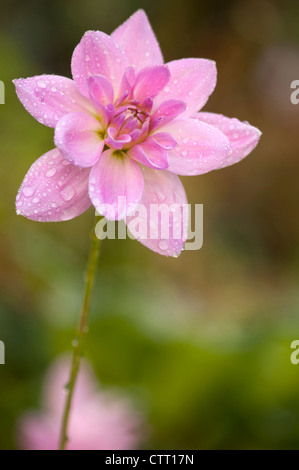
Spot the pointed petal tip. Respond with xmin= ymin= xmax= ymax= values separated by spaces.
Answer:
xmin=111 ymin=9 xmax=163 ymax=70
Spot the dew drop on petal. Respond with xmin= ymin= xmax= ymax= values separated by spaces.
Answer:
xmin=159 ymin=240 xmax=168 ymax=251
xmin=60 ymin=186 xmax=75 ymax=202
xmin=60 ymin=207 xmax=78 ymax=221
xmin=23 ymin=186 xmax=35 ymax=197
xmin=46 ymin=168 xmax=56 ymax=178
xmin=37 ymin=80 xmax=47 ymax=88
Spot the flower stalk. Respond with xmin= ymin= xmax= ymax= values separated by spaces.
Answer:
xmin=59 ymin=215 xmax=101 ymax=450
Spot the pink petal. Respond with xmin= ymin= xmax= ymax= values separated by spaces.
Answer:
xmin=150 ymin=99 xmax=186 ymax=130
xmin=13 ymin=75 xmax=92 ymax=128
xmin=89 ymin=150 xmax=144 ymax=220
xmin=161 ymin=118 xmax=231 ymax=175
xmin=16 ymin=149 xmax=91 ymax=222
xmin=106 ymin=126 xmax=132 ymax=150
xmin=152 ymin=132 xmax=177 ymax=149
xmin=116 ymin=67 xmax=136 ymax=104
xmin=128 ymin=139 xmax=169 ymax=169
xmin=71 ymin=31 xmax=128 ymax=97
xmin=54 ymin=112 xmax=104 ymax=167
xmin=111 ymin=10 xmax=163 ymax=71
xmin=194 ymin=113 xmax=262 ymax=167
xmin=87 ymin=75 xmax=114 ymax=110
xmin=153 ymin=59 xmax=217 ymax=118
xmin=133 ymin=66 xmax=170 ymax=102
xmin=126 ymin=167 xmax=188 ymax=257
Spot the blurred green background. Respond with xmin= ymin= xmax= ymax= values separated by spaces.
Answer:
xmin=1 ymin=0 xmax=299 ymax=450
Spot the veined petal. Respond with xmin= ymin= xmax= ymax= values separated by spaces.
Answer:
xmin=88 ymin=75 xmax=114 ymax=107
xmin=116 ymin=67 xmax=136 ymax=104
xmin=16 ymin=149 xmax=91 ymax=222
xmin=153 ymin=59 xmax=217 ymax=118
xmin=126 ymin=167 xmax=188 ymax=257
xmin=13 ymin=75 xmax=92 ymax=128
xmin=150 ymin=99 xmax=186 ymax=130
xmin=54 ymin=112 xmax=104 ymax=168
xmin=162 ymin=118 xmax=231 ymax=175
xmin=89 ymin=150 xmax=144 ymax=220
xmin=111 ymin=9 xmax=163 ymax=71
xmin=133 ymin=66 xmax=170 ymax=102
xmin=71 ymin=31 xmax=128 ymax=97
xmin=128 ymin=139 xmax=169 ymax=169
xmin=152 ymin=132 xmax=177 ymax=149
xmin=194 ymin=113 xmax=262 ymax=167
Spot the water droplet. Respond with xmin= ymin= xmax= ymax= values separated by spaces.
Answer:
xmin=60 ymin=186 xmax=75 ymax=202
xmin=37 ymin=80 xmax=46 ymax=88
xmin=60 ymin=207 xmax=78 ymax=221
xmin=159 ymin=240 xmax=168 ymax=251
xmin=46 ymin=168 xmax=56 ymax=178
xmin=23 ymin=186 xmax=35 ymax=197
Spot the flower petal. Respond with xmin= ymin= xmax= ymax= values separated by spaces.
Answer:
xmin=133 ymin=66 xmax=170 ymax=102
xmin=87 ymin=75 xmax=114 ymax=108
xmin=54 ymin=112 xmax=104 ymax=168
xmin=111 ymin=9 xmax=163 ymax=71
xmin=16 ymin=149 xmax=91 ymax=222
xmin=13 ymin=75 xmax=92 ymax=128
xmin=89 ymin=150 xmax=144 ymax=220
xmin=152 ymin=132 xmax=177 ymax=149
xmin=126 ymin=167 xmax=188 ymax=257
xmin=128 ymin=139 xmax=169 ymax=169
xmin=153 ymin=59 xmax=217 ymax=118
xmin=71 ymin=31 xmax=128 ymax=97
xmin=150 ymin=99 xmax=186 ymax=130
xmin=194 ymin=113 xmax=262 ymax=167
xmin=161 ymin=118 xmax=231 ymax=175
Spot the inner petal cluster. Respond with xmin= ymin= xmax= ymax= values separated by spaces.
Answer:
xmin=54 ymin=65 xmax=185 ymax=171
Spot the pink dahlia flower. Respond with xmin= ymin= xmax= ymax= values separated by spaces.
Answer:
xmin=17 ymin=357 xmax=144 ymax=450
xmin=14 ymin=9 xmax=261 ymax=256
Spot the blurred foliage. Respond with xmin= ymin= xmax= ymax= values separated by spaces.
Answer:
xmin=0 ymin=0 xmax=299 ymax=450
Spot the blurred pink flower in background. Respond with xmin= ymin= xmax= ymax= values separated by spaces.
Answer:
xmin=17 ymin=357 xmax=144 ymax=450
xmin=14 ymin=9 xmax=261 ymax=256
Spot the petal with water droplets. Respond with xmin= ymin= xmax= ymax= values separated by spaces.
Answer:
xmin=126 ymin=167 xmax=188 ymax=257
xmin=54 ymin=112 xmax=104 ymax=168
xmin=194 ymin=113 xmax=262 ymax=167
xmin=153 ymin=59 xmax=217 ymax=118
xmin=71 ymin=31 xmax=128 ymax=97
xmin=89 ymin=149 xmax=144 ymax=220
xmin=111 ymin=10 xmax=163 ymax=71
xmin=161 ymin=118 xmax=231 ymax=175
xmin=13 ymin=75 xmax=92 ymax=128
xmin=16 ymin=149 xmax=91 ymax=222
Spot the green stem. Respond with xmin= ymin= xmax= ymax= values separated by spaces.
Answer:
xmin=59 ymin=215 xmax=101 ymax=450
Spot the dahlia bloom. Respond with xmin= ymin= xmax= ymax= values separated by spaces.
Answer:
xmin=17 ymin=357 xmax=144 ymax=450
xmin=14 ymin=10 xmax=261 ymax=256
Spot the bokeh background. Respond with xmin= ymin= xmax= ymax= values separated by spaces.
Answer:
xmin=0 ymin=0 xmax=299 ymax=450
